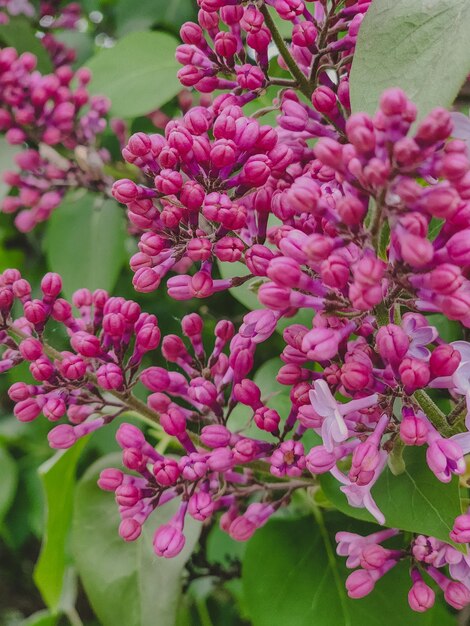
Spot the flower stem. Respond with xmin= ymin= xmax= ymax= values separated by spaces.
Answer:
xmin=260 ymin=3 xmax=312 ymax=99
xmin=413 ymin=389 xmax=453 ymax=437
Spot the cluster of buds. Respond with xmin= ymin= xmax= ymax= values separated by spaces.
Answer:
xmin=0 ymin=48 xmax=112 ymax=230
xmin=281 ymin=311 xmax=470 ymax=518
xmin=112 ymin=103 xmax=292 ymax=295
xmin=337 ymin=528 xmax=470 ymax=612
xmin=1 ymin=269 xmax=161 ymax=447
xmin=176 ymin=0 xmax=369 ymax=103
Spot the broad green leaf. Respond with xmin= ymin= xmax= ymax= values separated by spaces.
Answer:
xmin=320 ymin=447 xmax=461 ymax=543
xmin=86 ymin=31 xmax=181 ymax=118
xmin=0 ymin=137 xmax=19 ymax=200
xmin=45 ymin=192 xmax=126 ymax=300
xmin=350 ymin=0 xmax=470 ymax=118
xmin=0 ymin=445 xmax=18 ymax=526
xmin=426 ymin=314 xmax=462 ymax=343
xmin=71 ymin=454 xmax=201 ymax=626
xmin=115 ymin=0 xmax=197 ymax=37
xmin=34 ymin=440 xmax=88 ymax=611
xmin=0 ymin=17 xmax=52 ymax=73
xmin=20 ymin=610 xmax=58 ymax=626
xmin=243 ymin=515 xmax=455 ymax=626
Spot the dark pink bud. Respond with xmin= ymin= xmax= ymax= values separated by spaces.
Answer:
xmin=136 ymin=324 xmax=161 ymax=351
xmin=48 ymin=424 xmax=77 ymax=449
xmin=430 ymin=264 xmax=463 ymax=294
xmin=153 ymin=524 xmax=185 ymax=558
xmin=19 ymin=338 xmax=43 ymax=361
xmin=336 ymin=195 xmax=367 ymax=226
xmin=115 ymin=483 xmax=141 ymax=507
xmin=161 ymin=407 xmax=186 ymax=436
xmin=346 ymin=113 xmax=375 ymax=153
xmin=233 ymin=379 xmax=262 ymax=408
xmin=8 ymin=382 xmax=32 ymax=402
xmin=450 ymin=513 xmax=470 ymax=543
xmin=408 ymin=580 xmax=435 ymax=613
xmin=98 ymin=468 xmax=123 ymax=491
xmin=400 ymin=414 xmax=428 ymax=446
xmin=188 ymin=491 xmax=214 ymax=521
xmin=430 ymin=344 xmax=461 ymax=377
xmin=153 ymin=458 xmax=180 ymax=486
xmin=376 ymin=324 xmax=409 ymax=364
xmin=43 ymin=396 xmax=67 ymax=421
xmin=96 ymin=363 xmax=124 ymax=390
xmin=346 ymin=569 xmax=376 ymax=599
xmin=398 ymin=357 xmax=430 ymax=394
xmin=14 ymin=398 xmax=42 ymax=422
xmin=60 ymin=354 xmax=87 ymax=380
xmin=340 ymin=361 xmax=372 ymax=391
xmin=30 ymin=357 xmax=54 ymax=381
xmin=24 ymin=300 xmax=47 ymax=325
xmin=40 ymin=272 xmax=62 ymax=299
xmin=119 ymin=518 xmax=142 ymax=542
xmin=306 ymin=446 xmax=337 ymax=474
xmin=311 ymin=86 xmax=336 ymax=113
xmin=112 ymin=179 xmax=140 ymax=203
xmin=116 ymin=423 xmax=145 ymax=449
xmin=70 ymin=332 xmax=102 ymax=357
xmin=444 ymin=581 xmax=470 ymax=610
xmin=254 ymin=407 xmax=280 ymax=433
xmin=241 ymin=155 xmax=271 ymax=186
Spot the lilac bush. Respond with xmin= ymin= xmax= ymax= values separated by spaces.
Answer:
xmin=2 ymin=0 xmax=470 ymax=622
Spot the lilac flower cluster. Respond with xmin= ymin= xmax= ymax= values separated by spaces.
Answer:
xmin=1 ymin=269 xmax=161 ymax=447
xmin=112 ymin=105 xmax=288 ymax=296
xmin=337 ymin=527 xmax=470 ymax=612
xmin=2 ymin=0 xmax=470 ymax=614
xmin=176 ymin=0 xmax=369 ymax=101
xmin=0 ymin=49 xmax=112 ymax=230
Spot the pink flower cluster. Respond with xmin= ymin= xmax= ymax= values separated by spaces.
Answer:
xmin=0 ymin=49 xmax=111 ymax=230
xmin=1 ymin=269 xmax=161 ymax=448
xmin=112 ymin=104 xmax=289 ymax=295
xmin=337 ymin=527 xmax=470 ymax=612
xmin=176 ymin=0 xmax=369 ymax=97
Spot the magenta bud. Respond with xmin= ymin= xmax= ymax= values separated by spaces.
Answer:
xmin=98 ymin=468 xmax=123 ymax=491
xmin=70 ymin=331 xmax=102 ymax=357
xmin=19 ymin=338 xmax=43 ymax=361
xmin=188 ymin=491 xmax=214 ymax=521
xmin=41 ymin=272 xmax=62 ymax=298
xmin=112 ymin=179 xmax=140 ymax=203
xmin=115 ymin=483 xmax=141 ymax=507
xmin=200 ymin=425 xmax=232 ymax=448
xmin=450 ymin=513 xmax=470 ymax=543
xmin=444 ymin=581 xmax=470 ymax=610
xmin=8 ymin=382 xmax=31 ymax=402
xmin=96 ymin=363 xmax=124 ymax=390
xmin=119 ymin=518 xmax=142 ymax=542
xmin=408 ymin=580 xmax=435 ymax=613
xmin=305 ymin=445 xmax=336 ymax=474
xmin=153 ymin=524 xmax=186 ymax=558
xmin=153 ymin=459 xmax=180 ymax=486
xmin=400 ymin=414 xmax=428 ymax=446
xmin=345 ymin=569 xmax=376 ymax=599
xmin=302 ymin=328 xmax=339 ymax=361
xmin=375 ymin=324 xmax=409 ymax=365
xmin=116 ymin=423 xmax=146 ymax=449
xmin=360 ymin=544 xmax=390 ymax=570
xmin=254 ymin=407 xmax=280 ymax=433
xmin=311 ymin=86 xmax=336 ymax=113
xmin=398 ymin=357 xmax=430 ymax=393
xmin=48 ymin=424 xmax=77 ymax=449
xmin=430 ymin=264 xmax=463 ymax=294
xmin=59 ymin=354 xmax=87 ymax=380
xmin=430 ymin=344 xmax=461 ymax=377
xmin=161 ymin=407 xmax=186 ymax=436
xmin=14 ymin=397 xmax=42 ymax=422
xmin=233 ymin=379 xmax=261 ymax=407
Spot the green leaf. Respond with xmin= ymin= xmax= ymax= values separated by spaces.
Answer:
xmin=86 ymin=31 xmax=181 ymax=118
xmin=45 ymin=192 xmax=126 ymax=300
xmin=426 ymin=314 xmax=462 ymax=343
xmin=115 ymin=0 xmax=197 ymax=37
xmin=0 ymin=445 xmax=18 ymax=527
xmin=0 ymin=17 xmax=52 ymax=73
xmin=33 ymin=440 xmax=88 ymax=611
xmin=20 ymin=610 xmax=58 ymax=626
xmin=0 ymin=137 xmax=19 ymax=201
xmin=320 ymin=447 xmax=461 ymax=543
xmin=243 ymin=515 xmax=455 ymax=626
xmin=71 ymin=454 xmax=201 ymax=626
xmin=350 ymin=0 xmax=470 ymax=118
